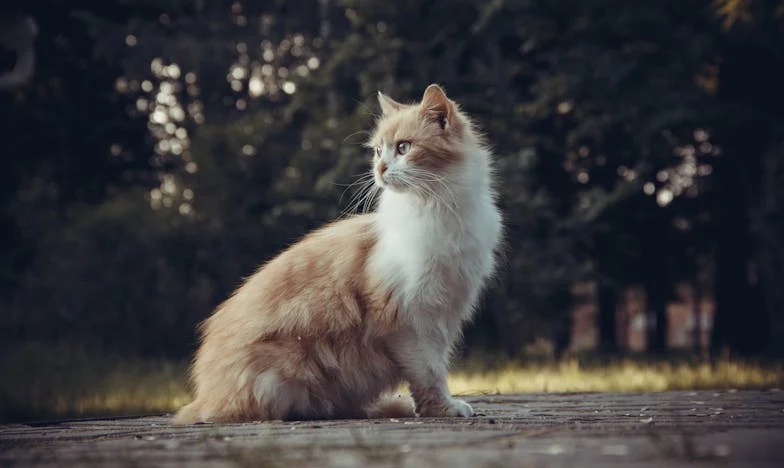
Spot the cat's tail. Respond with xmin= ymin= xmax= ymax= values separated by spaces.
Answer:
xmin=364 ymin=392 xmax=416 ymax=419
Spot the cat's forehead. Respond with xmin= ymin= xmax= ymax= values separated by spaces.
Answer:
xmin=373 ymin=106 xmax=428 ymax=143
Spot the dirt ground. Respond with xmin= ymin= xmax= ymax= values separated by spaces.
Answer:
xmin=1 ymin=390 xmax=783 ymax=467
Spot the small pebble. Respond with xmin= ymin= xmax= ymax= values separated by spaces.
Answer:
xmin=162 ymin=440 xmax=179 ymax=450
xmin=545 ymin=444 xmax=565 ymax=455
xmin=602 ymin=445 xmax=629 ymax=456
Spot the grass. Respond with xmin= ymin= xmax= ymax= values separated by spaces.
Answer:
xmin=1 ymin=342 xmax=782 ymax=423
xmin=449 ymin=358 xmax=781 ymax=395
xmin=448 ymin=351 xmax=784 ymax=394
xmin=0 ymin=342 xmax=190 ymax=423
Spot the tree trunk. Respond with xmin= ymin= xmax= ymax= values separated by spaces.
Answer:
xmin=596 ymin=280 xmax=618 ymax=354
xmin=552 ymin=303 xmax=573 ymax=360
xmin=710 ymin=12 xmax=783 ymax=358
xmin=640 ymin=204 xmax=670 ymax=354
xmin=710 ymin=152 xmax=768 ymax=357
xmin=644 ymin=251 xmax=669 ymax=354
xmin=709 ymin=118 xmax=768 ymax=356
xmin=692 ymin=281 xmax=702 ymax=352
xmin=646 ymin=286 xmax=669 ymax=354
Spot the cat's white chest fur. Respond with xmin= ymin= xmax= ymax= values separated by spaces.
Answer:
xmin=369 ymin=162 xmax=501 ymax=329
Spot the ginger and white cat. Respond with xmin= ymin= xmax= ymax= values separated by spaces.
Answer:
xmin=173 ymin=84 xmax=502 ymax=424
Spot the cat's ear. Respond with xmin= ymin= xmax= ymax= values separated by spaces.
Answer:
xmin=420 ymin=84 xmax=454 ymax=130
xmin=377 ymin=91 xmax=404 ymax=115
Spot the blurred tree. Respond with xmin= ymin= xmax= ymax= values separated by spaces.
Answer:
xmin=709 ymin=0 xmax=784 ymax=357
xmin=479 ymin=0 xmax=719 ymax=354
xmin=0 ymin=0 xmax=158 ymax=300
xmin=3 ymin=0 xmax=783 ymax=360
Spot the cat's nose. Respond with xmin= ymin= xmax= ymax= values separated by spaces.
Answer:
xmin=378 ymin=161 xmax=387 ymax=175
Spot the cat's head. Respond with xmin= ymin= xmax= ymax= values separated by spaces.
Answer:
xmin=367 ymin=84 xmax=480 ymax=194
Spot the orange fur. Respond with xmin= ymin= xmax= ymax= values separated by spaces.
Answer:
xmin=173 ymin=84 xmax=502 ymax=424
xmin=174 ymin=215 xmax=406 ymax=423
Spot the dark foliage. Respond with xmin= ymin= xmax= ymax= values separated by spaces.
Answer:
xmin=1 ymin=0 xmax=782 ymax=359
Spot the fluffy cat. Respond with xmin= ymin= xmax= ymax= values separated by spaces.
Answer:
xmin=173 ymin=84 xmax=502 ymax=424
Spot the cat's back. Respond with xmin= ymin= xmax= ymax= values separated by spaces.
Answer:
xmin=262 ymin=213 xmax=377 ymax=282
xmin=202 ymin=214 xmax=379 ymax=343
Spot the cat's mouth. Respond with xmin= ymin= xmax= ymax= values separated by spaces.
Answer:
xmin=374 ymin=172 xmax=405 ymax=192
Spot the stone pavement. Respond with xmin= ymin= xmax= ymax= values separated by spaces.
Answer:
xmin=1 ymin=390 xmax=783 ymax=467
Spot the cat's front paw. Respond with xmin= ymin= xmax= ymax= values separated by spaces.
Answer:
xmin=419 ymin=398 xmax=474 ymax=418
xmin=445 ymin=398 xmax=474 ymax=417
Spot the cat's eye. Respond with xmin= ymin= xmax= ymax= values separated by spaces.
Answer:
xmin=375 ymin=146 xmax=382 ymax=158
xmin=396 ymin=141 xmax=411 ymax=155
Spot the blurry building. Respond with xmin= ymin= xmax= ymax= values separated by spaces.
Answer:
xmin=569 ymin=282 xmax=715 ymax=352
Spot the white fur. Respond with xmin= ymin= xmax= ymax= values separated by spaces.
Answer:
xmin=368 ymin=142 xmax=502 ymax=416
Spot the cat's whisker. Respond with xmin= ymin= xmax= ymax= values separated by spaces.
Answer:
xmin=399 ymin=175 xmax=464 ymax=228
xmin=334 ymin=173 xmax=375 ymax=188
xmin=340 ymin=178 xmax=376 ymax=218
xmin=339 ymin=176 xmax=373 ymax=207
xmin=362 ymin=185 xmax=381 ymax=214
xmin=418 ymin=173 xmax=460 ymax=211
xmin=342 ymin=129 xmax=371 ymax=145
xmin=404 ymin=172 xmax=440 ymax=181
xmin=346 ymin=178 xmax=380 ymax=217
xmin=351 ymin=182 xmax=377 ymax=215
xmin=404 ymin=167 xmax=445 ymax=180
xmin=337 ymin=173 xmax=375 ymax=207
xmin=407 ymin=168 xmax=454 ymax=192
xmin=404 ymin=169 xmax=460 ymax=204
xmin=408 ymin=167 xmax=473 ymax=195
xmin=424 ymin=185 xmax=463 ymax=226
xmin=402 ymin=170 xmax=459 ymax=208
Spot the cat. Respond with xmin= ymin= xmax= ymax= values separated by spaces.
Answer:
xmin=173 ymin=84 xmax=502 ymax=424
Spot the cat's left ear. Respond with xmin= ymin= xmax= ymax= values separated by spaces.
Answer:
xmin=377 ymin=91 xmax=404 ymax=115
xmin=420 ymin=84 xmax=455 ymax=131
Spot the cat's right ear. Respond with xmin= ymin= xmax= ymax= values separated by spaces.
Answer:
xmin=420 ymin=84 xmax=455 ymax=131
xmin=377 ymin=91 xmax=404 ymax=115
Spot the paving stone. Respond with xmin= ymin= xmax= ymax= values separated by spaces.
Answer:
xmin=1 ymin=390 xmax=783 ymax=467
